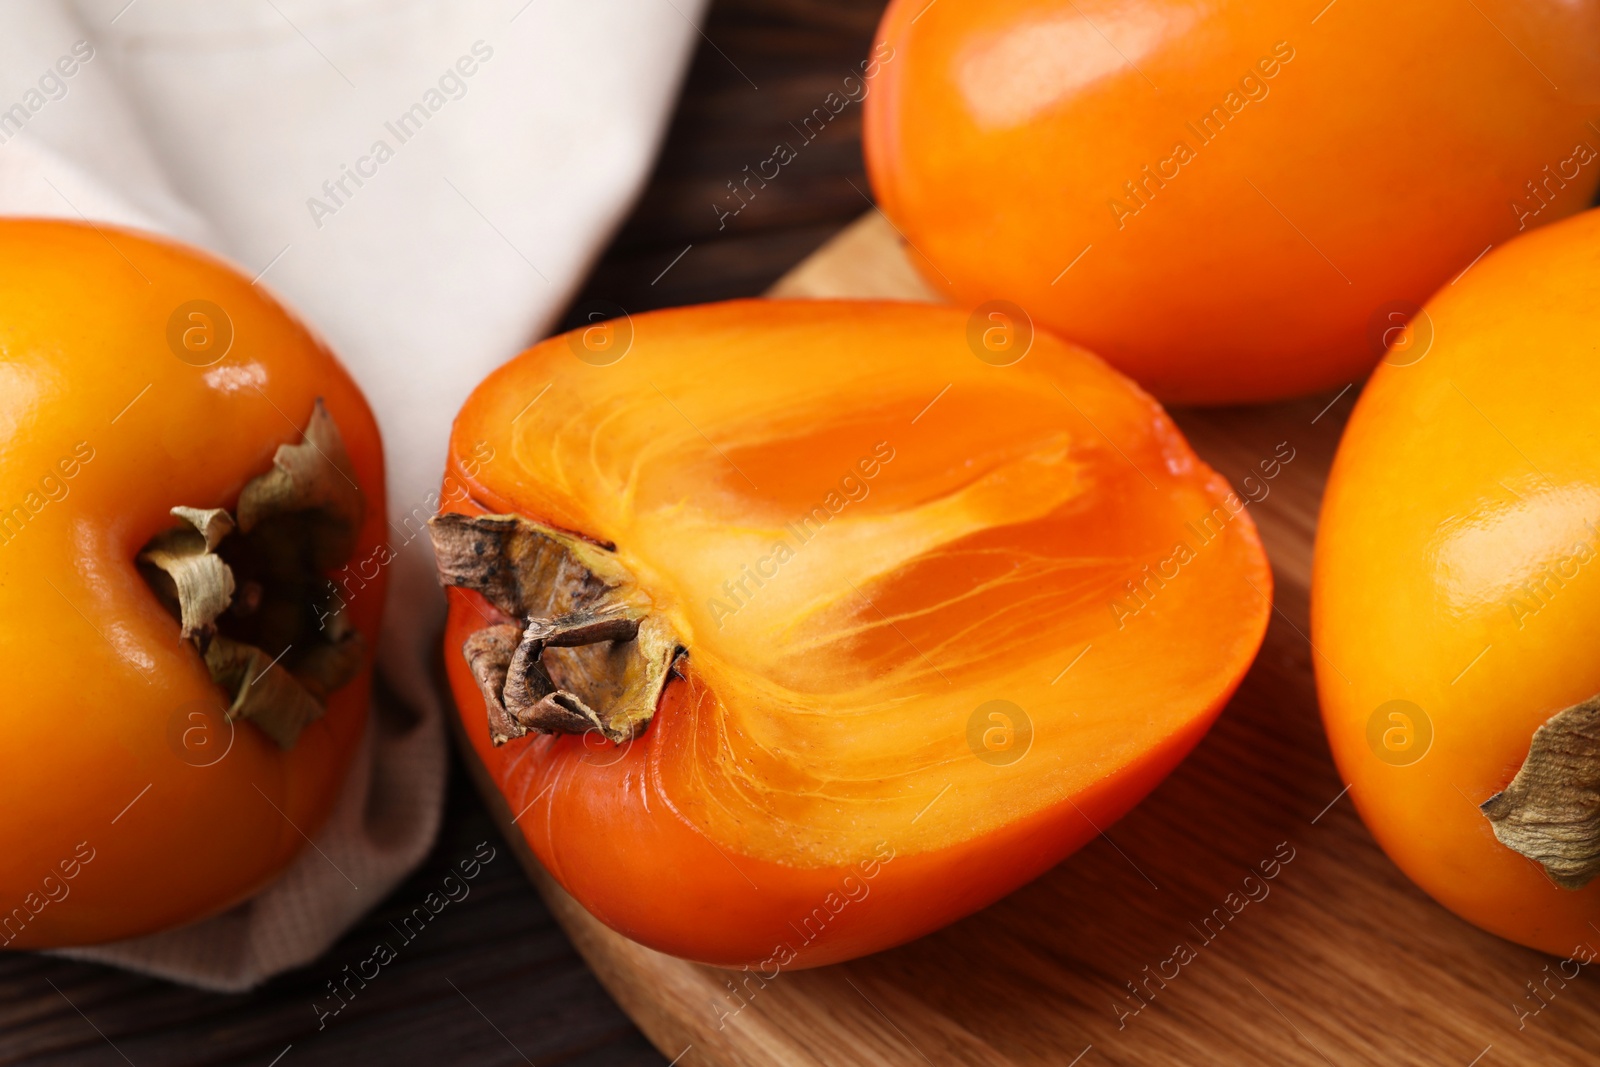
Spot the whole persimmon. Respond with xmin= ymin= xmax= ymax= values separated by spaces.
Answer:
xmin=433 ymin=299 xmax=1271 ymax=967
xmin=0 ymin=220 xmax=386 ymax=948
xmin=1314 ymin=208 xmax=1600 ymax=956
xmin=864 ymin=0 xmax=1600 ymax=404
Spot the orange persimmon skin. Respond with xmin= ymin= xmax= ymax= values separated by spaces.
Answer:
xmin=864 ymin=0 xmax=1600 ymax=404
xmin=441 ymin=300 xmax=1271 ymax=967
xmin=0 ymin=220 xmax=386 ymax=948
xmin=1314 ymin=209 xmax=1600 ymax=956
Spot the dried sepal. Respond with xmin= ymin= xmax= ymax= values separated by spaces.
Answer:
xmin=1481 ymin=694 xmax=1600 ymax=889
xmin=429 ymin=513 xmax=684 ymax=746
xmin=505 ymin=607 xmax=644 ymax=740
xmin=463 ymin=623 xmax=527 ymax=746
xmin=171 ymin=506 xmax=235 ymax=551
xmin=138 ymin=507 xmax=238 ymax=645
xmin=204 ymin=635 xmax=326 ymax=749
xmin=428 ymin=511 xmax=630 ymax=618
xmin=237 ymin=398 xmax=364 ymax=568
xmin=605 ymin=613 xmax=685 ymax=740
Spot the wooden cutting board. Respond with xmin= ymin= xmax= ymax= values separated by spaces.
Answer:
xmin=454 ymin=214 xmax=1600 ymax=1066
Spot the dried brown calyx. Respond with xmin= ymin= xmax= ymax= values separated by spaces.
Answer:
xmin=1481 ymin=694 xmax=1600 ymax=889
xmin=427 ymin=513 xmax=684 ymax=746
xmin=138 ymin=399 xmax=366 ymax=748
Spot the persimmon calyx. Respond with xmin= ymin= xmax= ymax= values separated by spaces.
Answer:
xmin=137 ymin=399 xmax=366 ymax=748
xmin=1481 ymin=694 xmax=1600 ymax=890
xmin=428 ymin=512 xmax=683 ymax=746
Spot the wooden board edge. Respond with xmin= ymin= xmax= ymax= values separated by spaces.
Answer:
xmin=441 ymin=213 xmax=1101 ymax=1066
xmin=766 ymin=212 xmax=942 ymax=303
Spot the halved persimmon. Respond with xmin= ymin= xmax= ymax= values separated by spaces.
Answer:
xmin=435 ymin=300 xmax=1270 ymax=967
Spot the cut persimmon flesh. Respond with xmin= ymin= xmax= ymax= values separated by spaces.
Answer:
xmin=435 ymin=299 xmax=1270 ymax=968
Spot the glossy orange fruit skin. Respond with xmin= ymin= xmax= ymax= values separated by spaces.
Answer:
xmin=1314 ymin=209 xmax=1600 ymax=956
xmin=864 ymin=0 xmax=1600 ymax=404
xmin=0 ymin=220 xmax=386 ymax=948
xmin=441 ymin=299 xmax=1271 ymax=967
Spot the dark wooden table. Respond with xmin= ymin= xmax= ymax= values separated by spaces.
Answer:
xmin=0 ymin=1 xmax=884 ymax=1063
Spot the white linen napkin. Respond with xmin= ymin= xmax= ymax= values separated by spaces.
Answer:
xmin=2 ymin=0 xmax=704 ymax=991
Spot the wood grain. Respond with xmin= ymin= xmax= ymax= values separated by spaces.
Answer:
xmin=470 ymin=214 xmax=1600 ymax=1067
